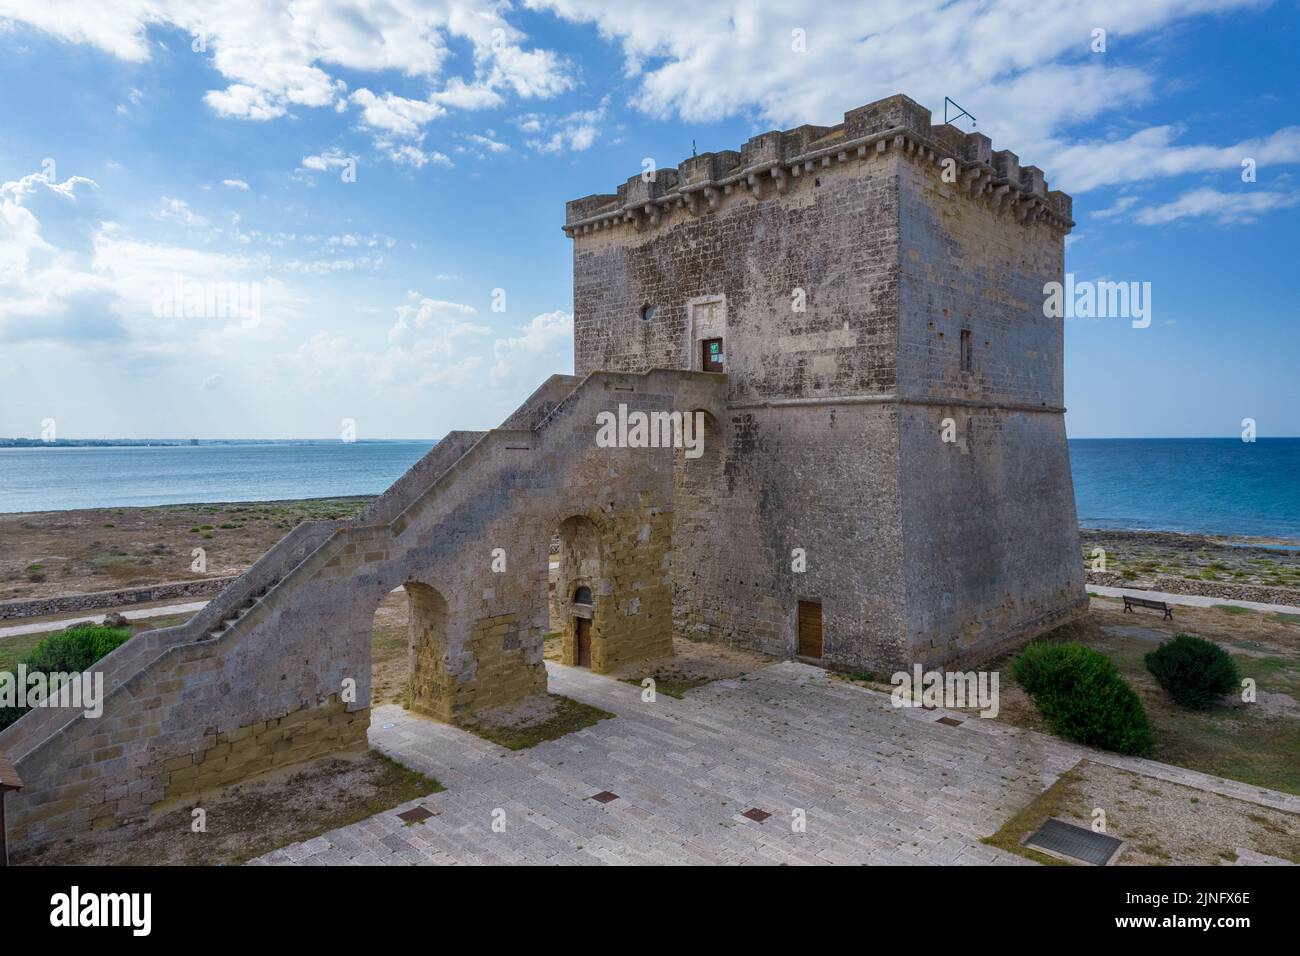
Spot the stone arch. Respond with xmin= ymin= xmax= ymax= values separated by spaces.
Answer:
xmin=555 ymin=513 xmax=602 ymax=669
xmin=404 ymin=580 xmax=452 ymax=720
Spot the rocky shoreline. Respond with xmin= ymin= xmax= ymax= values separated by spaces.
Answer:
xmin=1080 ymin=528 xmax=1300 ymax=595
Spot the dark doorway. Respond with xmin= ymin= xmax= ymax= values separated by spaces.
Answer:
xmin=797 ymin=600 xmax=823 ymax=658
xmin=575 ymin=617 xmax=592 ymax=668
xmin=701 ymin=338 xmax=724 ymax=372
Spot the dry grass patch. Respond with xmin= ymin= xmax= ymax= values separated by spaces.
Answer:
xmin=985 ymin=759 xmax=1300 ymax=865
xmin=460 ymin=694 xmax=614 ymax=750
xmin=18 ymin=749 xmax=442 ymax=866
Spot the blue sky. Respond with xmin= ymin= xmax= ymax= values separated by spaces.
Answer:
xmin=0 ymin=0 xmax=1296 ymax=440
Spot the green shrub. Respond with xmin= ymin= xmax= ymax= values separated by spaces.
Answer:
xmin=1013 ymin=641 xmax=1154 ymax=755
xmin=0 ymin=625 xmax=131 ymax=731
xmin=1145 ymin=634 xmax=1239 ymax=709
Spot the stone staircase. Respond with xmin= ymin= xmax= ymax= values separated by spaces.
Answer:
xmin=0 ymin=373 xmax=582 ymax=767
xmin=0 ymin=368 xmax=725 ymax=852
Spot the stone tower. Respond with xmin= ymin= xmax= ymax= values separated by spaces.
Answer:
xmin=564 ymin=93 xmax=1087 ymax=672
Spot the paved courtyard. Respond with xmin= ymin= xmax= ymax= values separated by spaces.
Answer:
xmin=253 ymin=660 xmax=1300 ymax=866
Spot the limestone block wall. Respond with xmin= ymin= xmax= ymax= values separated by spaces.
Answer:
xmin=897 ymin=405 xmax=1086 ymax=667
xmin=895 ymin=149 xmax=1065 ymax=408
xmin=671 ymin=402 xmax=909 ymax=670
xmin=556 ymin=498 xmax=674 ymax=673
xmin=566 ymin=92 xmax=1084 ymax=675
xmin=892 ymin=124 xmax=1086 ymax=667
xmin=570 ymin=150 xmax=900 ymax=405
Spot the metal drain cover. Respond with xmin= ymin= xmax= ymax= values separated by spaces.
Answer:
xmin=1026 ymin=818 xmax=1121 ymax=865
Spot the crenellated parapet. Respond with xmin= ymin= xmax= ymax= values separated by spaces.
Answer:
xmin=563 ymin=93 xmax=1073 ymax=237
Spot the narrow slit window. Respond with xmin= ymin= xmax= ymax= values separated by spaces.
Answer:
xmin=960 ymin=328 xmax=972 ymax=372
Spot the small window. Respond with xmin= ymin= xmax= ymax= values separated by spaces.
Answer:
xmin=960 ymin=329 xmax=972 ymax=372
xmin=640 ymin=304 xmax=656 ymax=322
xmin=573 ymin=586 xmax=593 ymax=605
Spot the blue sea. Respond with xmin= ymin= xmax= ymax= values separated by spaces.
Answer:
xmin=1068 ymin=438 xmax=1300 ymax=541
xmin=1 ymin=437 xmax=1298 ymax=541
xmin=0 ymin=441 xmax=435 ymax=514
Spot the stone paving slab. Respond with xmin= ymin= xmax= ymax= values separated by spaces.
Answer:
xmin=253 ymin=661 xmax=1297 ymax=866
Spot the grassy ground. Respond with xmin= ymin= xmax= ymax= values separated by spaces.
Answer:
xmin=619 ymin=673 xmax=711 ymax=698
xmin=18 ymin=749 xmax=442 ymax=866
xmin=461 ymin=694 xmax=615 ymax=750
xmin=987 ymin=601 xmax=1300 ymax=795
xmin=0 ymin=612 xmax=194 ymax=671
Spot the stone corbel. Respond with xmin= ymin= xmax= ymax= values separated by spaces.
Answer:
xmin=704 ymin=186 xmax=721 ymax=210
xmin=771 ymin=166 xmax=789 ymax=195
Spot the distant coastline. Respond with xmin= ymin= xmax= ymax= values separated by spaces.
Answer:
xmin=1 ymin=437 xmax=1297 ymax=541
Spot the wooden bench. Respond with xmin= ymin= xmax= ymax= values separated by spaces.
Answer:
xmin=1123 ymin=594 xmax=1173 ymax=620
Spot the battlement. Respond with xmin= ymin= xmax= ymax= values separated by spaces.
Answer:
xmin=563 ymin=93 xmax=1073 ymax=237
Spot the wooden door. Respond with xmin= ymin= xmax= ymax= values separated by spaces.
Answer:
xmin=797 ymin=601 xmax=822 ymax=658
xmin=701 ymin=338 xmax=724 ymax=372
xmin=575 ymin=617 xmax=592 ymax=668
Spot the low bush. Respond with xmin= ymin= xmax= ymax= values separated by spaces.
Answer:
xmin=0 ymin=624 xmax=132 ymax=731
xmin=1014 ymin=641 xmax=1154 ymax=755
xmin=1145 ymin=633 xmax=1239 ymax=709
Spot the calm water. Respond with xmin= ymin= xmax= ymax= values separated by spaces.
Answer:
xmin=1069 ymin=438 xmax=1300 ymax=541
xmin=0 ymin=442 xmax=434 ymax=513
xmin=1 ymin=438 xmax=1297 ymax=540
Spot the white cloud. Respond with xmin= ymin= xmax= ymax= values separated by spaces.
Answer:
xmin=282 ymin=292 xmax=493 ymax=392
xmin=222 ymin=178 xmax=251 ymax=190
xmin=490 ymin=310 xmax=573 ymax=386
xmin=464 ymin=132 xmax=510 ymax=155
xmin=388 ymin=295 xmax=488 ymax=346
xmin=301 ymin=148 xmax=353 ymax=172
xmin=1047 ymin=125 xmax=1300 ymax=192
xmin=1092 ymin=195 xmax=1140 ymax=220
xmin=156 ymin=196 xmax=208 ymax=227
xmin=349 ymin=89 xmax=445 ymax=137
xmin=1133 ymin=188 xmax=1300 ymax=225
xmin=525 ymin=0 xmax=1291 ymax=192
xmin=0 ymin=168 xmax=303 ymax=349
xmin=520 ymin=98 xmax=609 ymax=154
xmin=381 ymin=141 xmax=453 ymax=169
xmin=0 ymin=1 xmax=572 ymax=136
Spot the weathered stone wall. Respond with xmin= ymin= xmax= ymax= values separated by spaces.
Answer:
xmin=893 ymin=150 xmax=1086 ymax=666
xmin=571 ymin=147 xmax=899 ymax=404
xmin=670 ymin=403 xmax=909 ymax=668
xmin=567 ymin=93 xmax=1085 ymax=672
xmin=0 ymin=576 xmax=236 ymax=621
